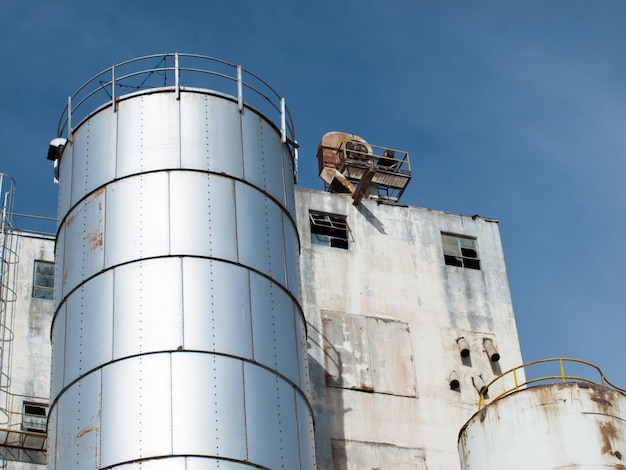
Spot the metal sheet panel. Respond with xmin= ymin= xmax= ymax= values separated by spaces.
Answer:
xmin=186 ymin=460 xmax=260 ymax=470
xmin=61 ymin=186 xmax=105 ymax=295
xmin=169 ymin=172 xmax=237 ymax=261
xmin=50 ymin=303 xmax=66 ymax=398
xmin=47 ymin=403 xmax=58 ymax=470
xmin=54 ymin=221 xmax=65 ymax=302
xmin=104 ymin=173 xmax=170 ymax=268
xmin=113 ymin=457 xmax=260 ymax=470
xmin=322 ymin=311 xmax=373 ymax=391
xmin=54 ymin=225 xmax=66 ymax=305
xmin=250 ymin=272 xmax=298 ymax=384
xmin=113 ymin=258 xmax=183 ymax=359
xmin=171 ymin=353 xmax=246 ymax=459
xmin=235 ymin=182 xmax=269 ymax=274
xmin=296 ymin=392 xmax=317 ymax=470
xmin=244 ymin=363 xmax=300 ymax=470
xmin=70 ymin=120 xmax=89 ymax=207
xmin=180 ymin=93 xmax=243 ymax=178
xmin=64 ymin=271 xmax=114 ymax=385
xmin=241 ymin=112 xmax=285 ymax=205
xmin=116 ymin=93 xmax=181 ymax=178
xmin=282 ymin=142 xmax=296 ymax=217
xmin=182 ymin=258 xmax=252 ymax=358
xmin=236 ymin=183 xmax=287 ymax=287
xmin=295 ymin=314 xmax=310 ymax=394
xmin=113 ymin=459 xmax=186 ymax=470
xmin=266 ymin=198 xmax=287 ymax=287
xmin=101 ymin=354 xmax=173 ymax=467
xmin=83 ymin=108 xmax=116 ymax=196
xmin=367 ymin=317 xmax=416 ymax=397
xmin=283 ymin=212 xmax=301 ymax=299
xmin=55 ymin=370 xmax=102 ymax=469
xmin=57 ymin=141 xmax=73 ymax=225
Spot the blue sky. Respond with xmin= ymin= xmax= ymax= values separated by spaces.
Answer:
xmin=1 ymin=1 xmax=625 ymax=386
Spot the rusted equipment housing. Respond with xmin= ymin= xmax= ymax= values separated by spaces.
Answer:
xmin=316 ymin=131 xmax=412 ymax=205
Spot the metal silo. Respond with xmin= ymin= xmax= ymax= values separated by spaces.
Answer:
xmin=458 ymin=358 xmax=626 ymax=469
xmin=47 ymin=53 xmax=315 ymax=469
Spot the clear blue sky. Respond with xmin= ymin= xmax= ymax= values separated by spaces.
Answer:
xmin=2 ymin=1 xmax=625 ymax=386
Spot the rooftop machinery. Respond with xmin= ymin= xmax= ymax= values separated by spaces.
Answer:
xmin=316 ymin=131 xmax=411 ymax=205
xmin=46 ymin=53 xmax=315 ymax=469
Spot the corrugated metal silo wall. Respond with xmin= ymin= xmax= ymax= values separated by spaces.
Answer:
xmin=48 ymin=89 xmax=315 ymax=469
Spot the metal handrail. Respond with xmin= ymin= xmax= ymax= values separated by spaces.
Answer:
xmin=478 ymin=357 xmax=626 ymax=410
xmin=338 ymin=140 xmax=411 ymax=173
xmin=56 ymin=53 xmax=296 ymax=145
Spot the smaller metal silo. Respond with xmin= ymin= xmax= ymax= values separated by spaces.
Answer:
xmin=458 ymin=358 xmax=626 ymax=469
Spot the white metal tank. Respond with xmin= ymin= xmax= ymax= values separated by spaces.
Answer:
xmin=458 ymin=359 xmax=626 ymax=469
xmin=47 ymin=53 xmax=315 ymax=469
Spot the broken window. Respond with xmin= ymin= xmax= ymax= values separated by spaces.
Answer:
xmin=309 ymin=211 xmax=349 ymax=249
xmin=32 ymin=260 xmax=54 ymax=300
xmin=22 ymin=402 xmax=47 ymax=433
xmin=442 ymin=233 xmax=480 ymax=270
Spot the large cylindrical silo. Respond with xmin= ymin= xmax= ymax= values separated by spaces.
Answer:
xmin=47 ymin=54 xmax=315 ymax=469
xmin=459 ymin=381 xmax=626 ymax=469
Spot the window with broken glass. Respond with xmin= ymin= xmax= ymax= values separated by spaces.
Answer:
xmin=442 ymin=233 xmax=481 ymax=270
xmin=22 ymin=402 xmax=48 ymax=433
xmin=309 ymin=211 xmax=349 ymax=249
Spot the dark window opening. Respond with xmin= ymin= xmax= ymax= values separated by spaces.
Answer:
xmin=442 ymin=233 xmax=481 ymax=270
xmin=310 ymin=211 xmax=349 ymax=249
xmin=33 ymin=260 xmax=54 ymax=300
xmin=22 ymin=403 xmax=47 ymax=433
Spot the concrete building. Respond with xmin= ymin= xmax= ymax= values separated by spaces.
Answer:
xmin=1 ymin=54 xmax=623 ymax=469
xmin=296 ymin=181 xmax=523 ymax=469
xmin=0 ymin=175 xmax=54 ymax=469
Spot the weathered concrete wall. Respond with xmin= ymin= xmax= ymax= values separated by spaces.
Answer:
xmin=2 ymin=232 xmax=54 ymax=469
xmin=296 ymin=188 xmax=523 ymax=470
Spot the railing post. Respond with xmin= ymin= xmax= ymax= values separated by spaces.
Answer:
xmin=67 ymin=96 xmax=72 ymax=142
xmin=559 ymin=358 xmax=565 ymax=382
xmin=175 ymin=52 xmax=180 ymax=100
xmin=280 ymin=97 xmax=286 ymax=144
xmin=513 ymin=369 xmax=519 ymax=391
xmin=237 ymin=65 xmax=243 ymax=112
xmin=112 ymin=65 xmax=116 ymax=113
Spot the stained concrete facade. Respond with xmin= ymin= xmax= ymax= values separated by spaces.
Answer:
xmin=0 ymin=231 xmax=54 ymax=469
xmin=2 ymin=186 xmax=523 ymax=469
xmin=295 ymin=188 xmax=523 ymax=470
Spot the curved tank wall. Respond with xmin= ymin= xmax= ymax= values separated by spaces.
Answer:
xmin=48 ymin=61 xmax=315 ymax=469
xmin=458 ymin=382 xmax=626 ymax=469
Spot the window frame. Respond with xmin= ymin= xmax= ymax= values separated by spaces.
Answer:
xmin=22 ymin=402 xmax=48 ymax=433
xmin=309 ymin=210 xmax=350 ymax=249
xmin=32 ymin=260 xmax=55 ymax=300
xmin=441 ymin=233 xmax=481 ymax=270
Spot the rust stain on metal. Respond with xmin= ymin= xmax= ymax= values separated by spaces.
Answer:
xmin=599 ymin=420 xmax=623 ymax=460
xmin=84 ymin=230 xmax=103 ymax=250
xmin=65 ymin=210 xmax=78 ymax=228
xmin=75 ymin=426 xmax=96 ymax=439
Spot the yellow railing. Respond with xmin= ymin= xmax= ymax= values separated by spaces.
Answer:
xmin=478 ymin=358 xmax=626 ymax=410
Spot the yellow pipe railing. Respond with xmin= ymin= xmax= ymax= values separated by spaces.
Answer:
xmin=477 ymin=358 xmax=626 ymax=410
